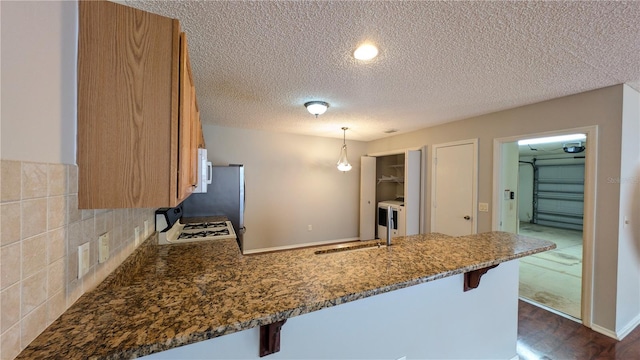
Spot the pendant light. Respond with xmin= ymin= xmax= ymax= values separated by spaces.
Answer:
xmin=337 ymin=127 xmax=352 ymax=172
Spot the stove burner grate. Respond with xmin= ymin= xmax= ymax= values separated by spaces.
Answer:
xmin=182 ymin=221 xmax=228 ymax=230
xmin=177 ymin=228 xmax=231 ymax=240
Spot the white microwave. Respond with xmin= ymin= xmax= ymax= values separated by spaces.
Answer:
xmin=193 ymin=148 xmax=212 ymax=193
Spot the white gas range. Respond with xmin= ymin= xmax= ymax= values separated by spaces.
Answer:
xmin=156 ymin=208 xmax=237 ymax=245
xmin=159 ymin=220 xmax=237 ymax=245
xmin=158 ymin=221 xmax=236 ymax=245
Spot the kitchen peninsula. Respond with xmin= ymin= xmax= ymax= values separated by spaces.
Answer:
xmin=17 ymin=231 xmax=554 ymax=359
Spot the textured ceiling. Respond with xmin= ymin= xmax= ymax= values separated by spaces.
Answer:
xmin=123 ymin=1 xmax=640 ymax=141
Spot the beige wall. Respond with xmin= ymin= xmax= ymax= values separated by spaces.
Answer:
xmin=367 ymin=85 xmax=628 ymax=335
xmin=203 ymin=125 xmax=367 ymax=252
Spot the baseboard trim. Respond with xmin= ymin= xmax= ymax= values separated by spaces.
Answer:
xmin=243 ymin=237 xmax=360 ymax=254
xmin=591 ymin=323 xmax=620 ymax=340
xmin=614 ymin=313 xmax=640 ymax=340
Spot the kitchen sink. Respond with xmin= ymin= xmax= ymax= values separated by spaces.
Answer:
xmin=314 ymin=242 xmax=388 ymax=255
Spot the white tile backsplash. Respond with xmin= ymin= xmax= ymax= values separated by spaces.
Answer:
xmin=0 ymin=160 xmax=155 ymax=359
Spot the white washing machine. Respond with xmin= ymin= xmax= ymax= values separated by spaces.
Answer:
xmin=377 ymin=200 xmax=405 ymax=240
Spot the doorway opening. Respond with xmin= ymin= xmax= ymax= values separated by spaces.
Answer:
xmin=517 ymin=134 xmax=585 ymax=319
xmin=359 ymin=149 xmax=422 ymax=241
xmin=493 ymin=127 xmax=597 ymax=326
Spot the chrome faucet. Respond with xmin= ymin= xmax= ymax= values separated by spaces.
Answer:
xmin=386 ymin=205 xmax=393 ymax=246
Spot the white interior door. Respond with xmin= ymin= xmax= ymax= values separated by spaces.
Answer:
xmin=359 ymin=156 xmax=377 ymax=240
xmin=404 ymin=150 xmax=421 ymax=235
xmin=431 ymin=140 xmax=478 ymax=236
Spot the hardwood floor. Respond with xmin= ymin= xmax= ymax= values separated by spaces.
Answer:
xmin=517 ymin=300 xmax=640 ymax=359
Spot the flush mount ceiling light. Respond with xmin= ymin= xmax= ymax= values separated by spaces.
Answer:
xmin=304 ymin=101 xmax=329 ymax=118
xmin=337 ymin=127 xmax=352 ymax=172
xmin=518 ymin=134 xmax=586 ymax=146
xmin=353 ymin=43 xmax=379 ymax=61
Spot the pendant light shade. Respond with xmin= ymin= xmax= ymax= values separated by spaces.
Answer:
xmin=337 ymin=127 xmax=352 ymax=172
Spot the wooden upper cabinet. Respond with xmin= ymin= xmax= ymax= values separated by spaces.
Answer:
xmin=78 ymin=1 xmax=201 ymax=208
xmin=177 ymin=32 xmax=195 ymax=202
xmin=190 ymin=85 xmax=199 ymax=185
xmin=195 ymin=97 xmax=205 ymax=149
xmin=198 ymin=117 xmax=206 ymax=149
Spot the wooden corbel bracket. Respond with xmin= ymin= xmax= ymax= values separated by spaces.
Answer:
xmin=464 ymin=264 xmax=499 ymax=291
xmin=259 ymin=319 xmax=287 ymax=357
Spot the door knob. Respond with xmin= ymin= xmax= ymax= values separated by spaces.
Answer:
xmin=463 ymin=216 xmax=471 ymax=220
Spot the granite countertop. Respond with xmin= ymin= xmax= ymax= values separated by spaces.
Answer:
xmin=17 ymin=225 xmax=555 ymax=359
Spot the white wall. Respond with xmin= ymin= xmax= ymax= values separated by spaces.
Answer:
xmin=143 ymin=261 xmax=520 ymax=360
xmin=367 ymin=85 xmax=626 ymax=334
xmin=1 ymin=0 xmax=77 ymax=164
xmin=615 ymin=84 xmax=640 ymax=337
xmin=518 ymin=161 xmax=534 ymax=222
xmin=202 ymin=125 xmax=367 ymax=252
xmin=500 ymin=142 xmax=519 ymax=232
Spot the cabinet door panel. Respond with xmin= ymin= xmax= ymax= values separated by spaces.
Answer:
xmin=77 ymin=1 xmax=176 ymax=208
xmin=190 ymin=85 xmax=199 ymax=186
xmin=177 ymin=32 xmax=194 ymax=202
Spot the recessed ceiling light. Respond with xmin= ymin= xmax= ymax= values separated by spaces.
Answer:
xmin=354 ymin=44 xmax=378 ymax=61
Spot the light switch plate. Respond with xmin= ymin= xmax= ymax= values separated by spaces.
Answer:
xmin=144 ymin=220 xmax=150 ymax=237
xmin=78 ymin=242 xmax=90 ymax=279
xmin=98 ymin=232 xmax=109 ymax=263
xmin=134 ymin=227 xmax=141 ymax=247
xmin=479 ymin=203 xmax=489 ymax=212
